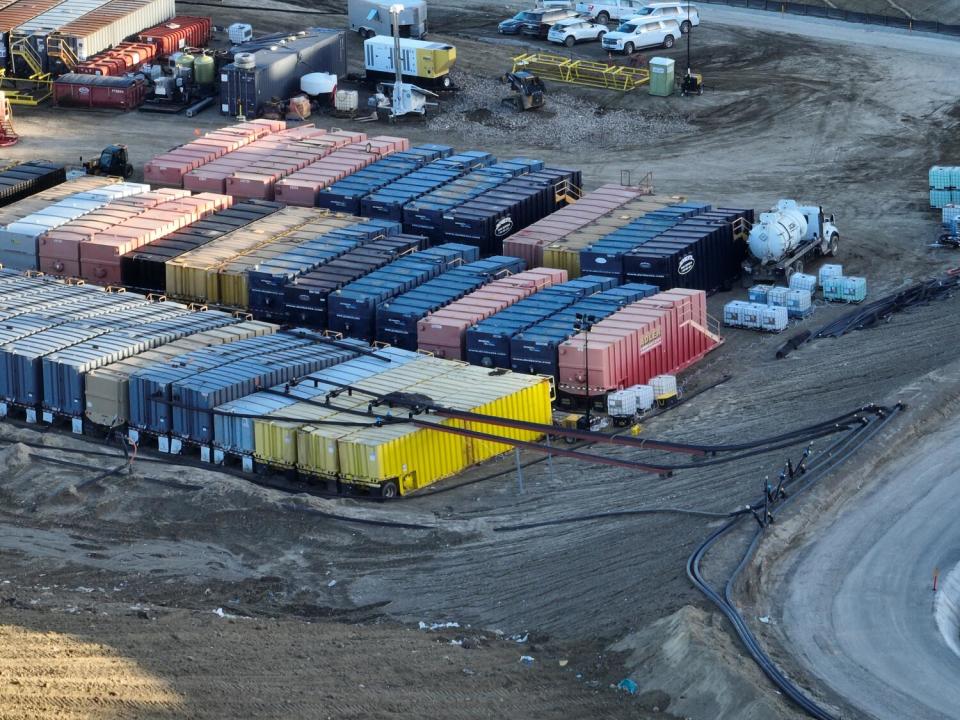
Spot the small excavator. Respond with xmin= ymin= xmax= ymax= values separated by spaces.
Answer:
xmin=82 ymin=145 xmax=133 ymax=178
xmin=500 ymin=71 xmax=546 ymax=111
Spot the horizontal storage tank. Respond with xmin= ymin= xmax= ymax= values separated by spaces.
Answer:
xmin=747 ymin=199 xmax=808 ymax=264
xmin=136 ymin=15 xmax=210 ymax=56
xmin=8 ymin=0 xmax=112 ymax=75
xmin=578 ymin=201 xmax=706 ymax=281
xmin=327 ymin=243 xmax=478 ymax=341
xmin=143 ymin=119 xmax=285 ymax=187
xmin=440 ymin=166 xmax=583 ymax=255
xmin=120 ymin=199 xmax=283 ymax=293
xmin=246 ymin=218 xmax=405 ymax=319
xmin=0 ymin=175 xmax=116 ymax=228
xmin=375 ymin=255 xmax=527 ymax=350
xmin=0 ymin=0 xmax=65 ymax=68
xmin=84 ymin=319 xmax=276 ymax=427
xmin=465 ymin=275 xmax=616 ymax=369
xmin=0 ymin=161 xmax=65 ymax=208
xmin=556 ymin=289 xmax=719 ymax=401
xmin=221 ymin=28 xmax=347 ymax=117
xmin=417 ymin=267 xmax=566 ymax=359
xmin=53 ymin=73 xmax=146 ymax=110
xmin=75 ymin=40 xmax=156 ymax=75
xmin=38 ymin=187 xmax=188 ymax=277
xmin=401 ymin=159 xmax=544 ymax=242
xmin=282 ymin=233 xmax=425 ymax=328
xmin=46 ymin=0 xmax=175 ymax=74
xmin=0 ymin=181 xmax=149 ymax=270
xmin=78 ymin=192 xmax=233 ymax=285
xmin=503 ymin=183 xmax=646 ymax=267
xmin=509 ymin=283 xmax=660 ymax=380
xmin=42 ymin=307 xmax=238 ymax=417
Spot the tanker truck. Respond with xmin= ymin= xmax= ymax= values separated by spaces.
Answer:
xmin=741 ymin=199 xmax=839 ymax=285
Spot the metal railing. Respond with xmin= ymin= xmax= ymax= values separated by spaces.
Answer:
xmin=698 ymin=0 xmax=960 ymax=36
xmin=512 ymin=52 xmax=651 ymax=91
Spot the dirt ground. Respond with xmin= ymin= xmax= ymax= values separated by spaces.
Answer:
xmin=2 ymin=2 xmax=960 ymax=718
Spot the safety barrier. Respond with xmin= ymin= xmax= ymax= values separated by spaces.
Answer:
xmin=511 ymin=53 xmax=650 ymax=92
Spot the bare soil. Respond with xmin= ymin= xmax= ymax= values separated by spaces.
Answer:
xmin=2 ymin=2 xmax=960 ymax=718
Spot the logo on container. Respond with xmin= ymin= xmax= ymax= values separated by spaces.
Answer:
xmin=678 ymin=254 xmax=695 ymax=275
xmin=495 ymin=217 xmax=514 ymax=237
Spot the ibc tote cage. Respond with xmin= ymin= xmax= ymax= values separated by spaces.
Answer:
xmin=511 ymin=52 xmax=650 ymax=92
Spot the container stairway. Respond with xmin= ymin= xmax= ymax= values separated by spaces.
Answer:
xmin=1 ymin=42 xmax=53 ymax=105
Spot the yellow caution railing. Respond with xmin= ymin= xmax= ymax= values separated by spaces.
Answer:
xmin=512 ymin=53 xmax=650 ymax=92
xmin=554 ymin=178 xmax=582 ymax=205
xmin=47 ymin=35 xmax=79 ymax=73
xmin=0 ymin=67 xmax=53 ymax=106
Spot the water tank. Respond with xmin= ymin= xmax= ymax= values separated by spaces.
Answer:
xmin=335 ymin=89 xmax=358 ymax=111
xmin=194 ymin=54 xmax=215 ymax=86
xmin=233 ymin=52 xmax=256 ymax=69
xmin=228 ymin=22 xmax=253 ymax=44
xmin=301 ymin=72 xmax=337 ymax=96
xmin=747 ymin=201 xmax=808 ymax=264
xmin=175 ymin=52 xmax=195 ymax=70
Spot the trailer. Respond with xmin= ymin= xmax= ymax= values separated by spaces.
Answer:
xmin=741 ymin=199 xmax=839 ymax=286
xmin=364 ymin=35 xmax=454 ymax=89
xmin=348 ymin=0 xmax=426 ymax=40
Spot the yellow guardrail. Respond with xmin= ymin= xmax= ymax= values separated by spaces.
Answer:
xmin=0 ymin=68 xmax=54 ymax=106
xmin=511 ymin=53 xmax=650 ymax=92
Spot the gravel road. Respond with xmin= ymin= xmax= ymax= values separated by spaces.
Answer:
xmin=778 ymin=420 xmax=960 ymax=720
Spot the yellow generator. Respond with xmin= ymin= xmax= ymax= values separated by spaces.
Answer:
xmin=363 ymin=36 xmax=457 ymax=90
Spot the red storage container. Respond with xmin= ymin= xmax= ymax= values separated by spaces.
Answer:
xmin=53 ymin=74 xmax=146 ymax=111
xmin=137 ymin=16 xmax=212 ymax=57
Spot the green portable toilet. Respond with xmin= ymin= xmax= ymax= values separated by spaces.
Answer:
xmin=648 ymin=56 xmax=675 ymax=97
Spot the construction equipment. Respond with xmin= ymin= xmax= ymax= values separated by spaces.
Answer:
xmin=512 ymin=52 xmax=649 ymax=92
xmin=82 ymin=145 xmax=133 ymax=179
xmin=369 ymin=4 xmax=437 ymax=121
xmin=501 ymin=71 xmax=546 ymax=111
xmin=679 ymin=70 xmax=703 ymax=96
xmin=0 ymin=92 xmax=18 ymax=148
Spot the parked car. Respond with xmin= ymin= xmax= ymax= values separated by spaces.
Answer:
xmin=520 ymin=7 xmax=582 ymax=38
xmin=547 ymin=17 xmax=608 ymax=45
xmin=601 ymin=17 xmax=679 ymax=54
xmin=499 ymin=10 xmax=542 ymax=34
xmin=575 ymin=0 xmax=651 ymax=25
xmin=631 ymin=2 xmax=700 ymax=32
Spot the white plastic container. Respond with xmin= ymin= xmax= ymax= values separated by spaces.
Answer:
xmin=760 ymin=305 xmax=789 ymax=332
xmin=767 ymin=286 xmax=790 ymax=307
xmin=650 ymin=375 xmax=678 ymax=400
xmin=740 ymin=303 xmax=763 ymax=329
xmin=723 ymin=300 xmax=750 ymax=328
xmin=228 ymin=23 xmax=253 ymax=44
xmin=335 ymin=89 xmax=359 ymax=111
xmin=785 ymin=288 xmax=812 ymax=318
xmin=747 ymin=285 xmax=772 ymax=304
xmin=788 ymin=272 xmax=817 ymax=293
xmin=818 ymin=263 xmax=843 ymax=287
xmin=301 ymin=72 xmax=337 ymax=96
xmin=607 ymin=389 xmax=637 ymax=417
xmin=630 ymin=384 xmax=655 ymax=412
xmin=943 ymin=205 xmax=960 ymax=226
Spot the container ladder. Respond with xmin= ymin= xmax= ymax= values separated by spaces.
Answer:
xmin=553 ymin=178 xmax=582 ymax=205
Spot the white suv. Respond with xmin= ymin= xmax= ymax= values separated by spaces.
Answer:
xmin=601 ymin=17 xmax=679 ymax=54
xmin=575 ymin=0 xmax=649 ymax=25
xmin=632 ymin=3 xmax=700 ymax=33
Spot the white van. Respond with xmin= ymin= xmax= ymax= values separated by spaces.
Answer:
xmin=601 ymin=17 xmax=679 ymax=54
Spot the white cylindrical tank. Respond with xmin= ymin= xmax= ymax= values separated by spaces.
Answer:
xmin=748 ymin=202 xmax=808 ymax=264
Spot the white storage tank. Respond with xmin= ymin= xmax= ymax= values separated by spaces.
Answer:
xmin=760 ymin=305 xmax=789 ymax=332
xmin=650 ymin=375 xmax=678 ymax=401
xmin=335 ymin=89 xmax=359 ymax=111
xmin=788 ymin=272 xmax=817 ymax=293
xmin=818 ymin=263 xmax=843 ymax=286
xmin=748 ymin=200 xmax=808 ymax=264
xmin=630 ymin=384 xmax=655 ymax=412
xmin=228 ymin=23 xmax=253 ymax=44
xmin=607 ymin=389 xmax=637 ymax=418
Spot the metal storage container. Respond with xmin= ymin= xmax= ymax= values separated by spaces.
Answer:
xmin=220 ymin=28 xmax=347 ymax=117
xmin=137 ymin=15 xmax=209 ymax=56
xmin=52 ymin=72 xmax=146 ymax=110
xmin=46 ymin=0 xmax=175 ymax=73
xmin=0 ymin=160 xmax=65 ymax=207
xmin=8 ymin=0 xmax=111 ymax=74
xmin=375 ymin=256 xmax=527 ymax=349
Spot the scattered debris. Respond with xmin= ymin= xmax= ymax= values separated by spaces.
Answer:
xmin=419 ymin=620 xmax=461 ymax=631
xmin=617 ymin=678 xmax=639 ymax=694
xmin=520 ymin=655 xmax=535 ymax=666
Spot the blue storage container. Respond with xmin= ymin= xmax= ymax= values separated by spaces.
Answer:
xmin=465 ymin=275 xmax=616 ymax=369
xmin=326 ymin=243 xmax=478 ymax=340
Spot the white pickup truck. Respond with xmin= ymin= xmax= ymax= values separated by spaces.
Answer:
xmin=575 ymin=0 xmax=649 ymax=24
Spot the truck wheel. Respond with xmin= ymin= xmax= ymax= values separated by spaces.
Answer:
xmin=827 ymin=233 xmax=839 ymax=256
xmin=380 ymin=480 xmax=399 ymax=499
xmin=564 ymin=35 xmax=575 ymax=47
xmin=794 ymin=260 xmax=804 ymax=276
xmin=623 ymin=42 xmax=634 ymax=55
xmin=663 ymin=34 xmax=675 ymax=48
xmin=680 ymin=20 xmax=691 ymax=33
xmin=597 ymin=11 xmax=609 ymax=24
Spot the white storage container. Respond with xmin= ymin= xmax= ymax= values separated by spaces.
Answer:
xmin=301 ymin=72 xmax=337 ymax=96
xmin=228 ymin=23 xmax=253 ymax=44
xmin=788 ymin=272 xmax=817 ymax=293
xmin=607 ymin=389 xmax=637 ymax=417
xmin=785 ymin=288 xmax=812 ymax=318
xmin=747 ymin=285 xmax=772 ymax=304
xmin=740 ymin=303 xmax=763 ymax=329
xmin=943 ymin=205 xmax=960 ymax=226
xmin=650 ymin=374 xmax=678 ymax=400
xmin=767 ymin=286 xmax=790 ymax=307
xmin=760 ymin=305 xmax=789 ymax=332
xmin=335 ymin=89 xmax=359 ymax=111
xmin=630 ymin=384 xmax=655 ymax=412
xmin=818 ymin=263 xmax=843 ymax=286
xmin=723 ymin=300 xmax=750 ymax=327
